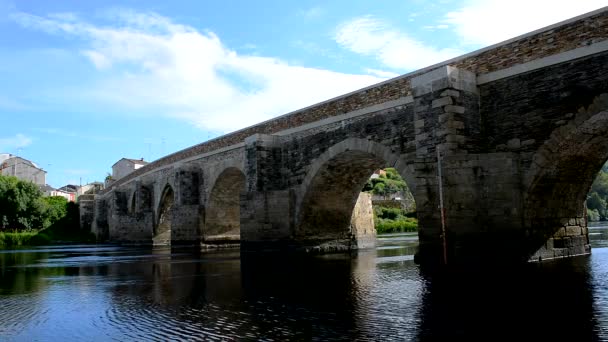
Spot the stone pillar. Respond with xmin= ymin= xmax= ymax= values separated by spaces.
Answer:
xmin=78 ymin=194 xmax=95 ymax=233
xmin=172 ymin=169 xmax=202 ymax=244
xmin=412 ymin=66 xmax=526 ymax=265
xmin=350 ymin=192 xmax=376 ymax=249
xmin=412 ymin=66 xmax=481 ymax=265
xmin=240 ymin=134 xmax=294 ymax=249
xmin=92 ymin=197 xmax=109 ymax=241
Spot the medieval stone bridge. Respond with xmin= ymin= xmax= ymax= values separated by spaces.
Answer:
xmin=88 ymin=7 xmax=608 ymax=265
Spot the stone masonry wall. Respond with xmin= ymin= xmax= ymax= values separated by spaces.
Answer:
xmin=479 ymin=52 xmax=608 ymax=155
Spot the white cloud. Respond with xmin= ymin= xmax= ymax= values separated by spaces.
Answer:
xmin=365 ymin=68 xmax=400 ymax=78
xmin=0 ymin=133 xmax=32 ymax=151
xmin=444 ymin=0 xmax=606 ymax=46
xmin=334 ymin=16 xmax=462 ymax=71
xmin=11 ymin=11 xmax=385 ymax=132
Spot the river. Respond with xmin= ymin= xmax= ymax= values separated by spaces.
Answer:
xmin=2 ymin=225 xmax=608 ymax=341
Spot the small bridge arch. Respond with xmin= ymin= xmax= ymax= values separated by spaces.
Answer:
xmin=154 ymin=184 xmax=174 ymax=245
xmin=204 ymin=166 xmax=246 ymax=243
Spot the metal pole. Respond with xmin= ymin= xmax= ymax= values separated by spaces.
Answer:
xmin=437 ymin=149 xmax=448 ymax=265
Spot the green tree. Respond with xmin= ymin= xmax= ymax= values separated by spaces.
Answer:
xmin=591 ymin=171 xmax=608 ymax=199
xmin=0 ymin=175 xmax=47 ymax=230
xmin=42 ymin=196 xmax=68 ymax=229
xmin=363 ymin=168 xmax=409 ymax=196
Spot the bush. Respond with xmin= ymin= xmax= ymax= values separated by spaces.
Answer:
xmin=375 ymin=217 xmax=418 ymax=234
xmin=373 ymin=205 xmax=418 ymax=234
xmin=588 ymin=208 xmax=601 ymax=222
xmin=0 ymin=231 xmax=47 ymax=247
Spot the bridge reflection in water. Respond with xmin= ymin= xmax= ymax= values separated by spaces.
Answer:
xmin=1 ymin=227 xmax=608 ymax=340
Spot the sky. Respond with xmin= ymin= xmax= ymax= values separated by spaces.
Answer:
xmin=0 ymin=0 xmax=605 ymax=188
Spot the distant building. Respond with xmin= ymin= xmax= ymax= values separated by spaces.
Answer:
xmin=39 ymin=184 xmax=75 ymax=201
xmin=0 ymin=154 xmax=47 ymax=185
xmin=112 ymin=158 xmax=148 ymax=181
xmin=57 ymin=184 xmax=78 ymax=202
xmin=78 ymin=182 xmax=104 ymax=195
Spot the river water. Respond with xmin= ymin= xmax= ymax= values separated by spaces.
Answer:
xmin=2 ymin=225 xmax=608 ymax=341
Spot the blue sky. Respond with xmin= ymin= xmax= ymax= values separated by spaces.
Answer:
xmin=0 ymin=0 xmax=605 ymax=188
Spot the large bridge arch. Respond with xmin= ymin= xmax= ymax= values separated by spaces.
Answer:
xmin=295 ymin=138 xmax=415 ymax=248
xmin=154 ymin=184 xmax=174 ymax=245
xmin=524 ymin=94 xmax=608 ymax=259
xmin=204 ymin=166 xmax=246 ymax=242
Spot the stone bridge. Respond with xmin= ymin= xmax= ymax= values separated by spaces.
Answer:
xmin=89 ymin=7 xmax=608 ymax=265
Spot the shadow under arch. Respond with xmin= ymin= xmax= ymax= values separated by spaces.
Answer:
xmin=128 ymin=191 xmax=136 ymax=214
xmin=296 ymin=138 xmax=415 ymax=250
xmin=154 ymin=184 xmax=174 ymax=245
xmin=204 ymin=167 xmax=246 ymax=243
xmin=524 ymin=94 xmax=608 ymax=259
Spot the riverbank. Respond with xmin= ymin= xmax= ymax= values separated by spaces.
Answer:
xmin=0 ymin=227 xmax=95 ymax=248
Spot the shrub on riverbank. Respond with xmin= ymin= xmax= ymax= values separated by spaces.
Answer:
xmin=0 ymin=231 xmax=51 ymax=247
xmin=374 ymin=206 xmax=418 ymax=234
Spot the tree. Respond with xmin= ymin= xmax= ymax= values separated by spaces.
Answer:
xmin=0 ymin=175 xmax=46 ymax=230
xmin=42 ymin=196 xmax=68 ymax=229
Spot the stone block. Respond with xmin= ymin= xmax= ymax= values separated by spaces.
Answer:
xmin=440 ymin=89 xmax=460 ymax=98
xmin=565 ymin=226 xmax=581 ymax=236
xmin=553 ymin=227 xmax=566 ymax=238
xmin=415 ymin=133 xmax=429 ymax=142
xmin=438 ymin=113 xmax=455 ymax=123
xmin=521 ymin=139 xmax=536 ymax=147
xmin=445 ymin=134 xmax=465 ymax=144
xmin=414 ymin=119 xmax=425 ymax=128
xmin=507 ymin=138 xmax=521 ymax=149
xmin=431 ymin=96 xmax=453 ymax=108
xmin=444 ymin=105 xmax=465 ymax=114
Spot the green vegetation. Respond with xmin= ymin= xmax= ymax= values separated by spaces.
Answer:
xmin=362 ymin=168 xmax=418 ymax=233
xmin=362 ymin=168 xmax=410 ymax=196
xmin=588 ymin=162 xmax=608 ymax=222
xmin=374 ymin=206 xmax=418 ymax=233
xmin=0 ymin=174 xmax=94 ymax=247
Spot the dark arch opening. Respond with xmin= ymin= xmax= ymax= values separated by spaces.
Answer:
xmin=140 ymin=186 xmax=152 ymax=211
xmin=297 ymin=149 xmax=415 ymax=251
xmin=129 ymin=192 xmax=136 ymax=214
xmin=525 ymin=97 xmax=608 ymax=260
xmin=154 ymin=185 xmax=174 ymax=245
xmin=204 ymin=167 xmax=246 ymax=242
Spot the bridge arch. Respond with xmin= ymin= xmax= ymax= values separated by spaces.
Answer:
xmin=524 ymin=94 xmax=608 ymax=258
xmin=204 ymin=167 xmax=246 ymax=242
xmin=154 ymin=184 xmax=174 ymax=245
xmin=296 ymin=138 xmax=415 ymax=246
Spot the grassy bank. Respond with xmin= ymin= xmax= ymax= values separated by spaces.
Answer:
xmin=374 ymin=206 xmax=418 ymax=234
xmin=0 ymin=222 xmax=96 ymax=248
xmin=0 ymin=231 xmax=50 ymax=247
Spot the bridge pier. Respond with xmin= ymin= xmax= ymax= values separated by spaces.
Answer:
xmin=411 ymin=65 xmax=592 ymax=265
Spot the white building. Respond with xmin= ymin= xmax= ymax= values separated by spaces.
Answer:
xmin=0 ymin=154 xmax=47 ymax=185
xmin=112 ymin=158 xmax=148 ymax=181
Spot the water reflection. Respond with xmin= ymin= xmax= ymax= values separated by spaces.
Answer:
xmin=1 ymin=229 xmax=608 ymax=340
